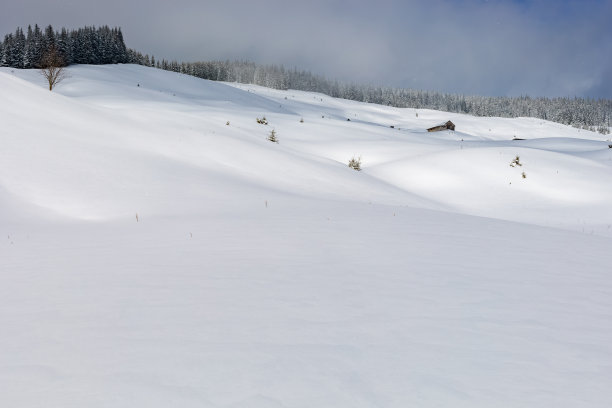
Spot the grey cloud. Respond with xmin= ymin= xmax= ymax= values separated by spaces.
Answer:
xmin=1 ymin=0 xmax=610 ymax=97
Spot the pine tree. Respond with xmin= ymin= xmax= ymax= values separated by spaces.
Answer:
xmin=0 ymin=35 xmax=8 ymax=67
xmin=1 ymin=34 xmax=15 ymax=67
xmin=114 ymin=27 xmax=128 ymax=63
xmin=13 ymin=27 xmax=26 ymax=68
xmin=31 ymin=24 xmax=44 ymax=67
xmin=57 ymin=27 xmax=71 ymax=65
xmin=44 ymin=25 xmax=56 ymax=52
xmin=22 ymin=25 xmax=34 ymax=68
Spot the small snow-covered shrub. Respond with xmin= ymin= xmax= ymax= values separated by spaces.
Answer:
xmin=268 ymin=129 xmax=279 ymax=143
xmin=348 ymin=156 xmax=362 ymax=171
xmin=510 ymin=155 xmax=522 ymax=167
xmin=257 ymin=116 xmax=268 ymax=125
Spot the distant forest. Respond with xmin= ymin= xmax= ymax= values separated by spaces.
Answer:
xmin=1 ymin=25 xmax=610 ymax=133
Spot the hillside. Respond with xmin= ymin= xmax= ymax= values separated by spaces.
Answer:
xmin=1 ymin=64 xmax=611 ymax=408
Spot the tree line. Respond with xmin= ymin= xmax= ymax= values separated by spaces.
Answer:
xmin=130 ymin=57 xmax=611 ymax=133
xmin=2 ymin=25 xmax=610 ymax=133
xmin=0 ymin=25 xmax=128 ymax=68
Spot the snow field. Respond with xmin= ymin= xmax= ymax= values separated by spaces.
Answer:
xmin=1 ymin=64 xmax=611 ymax=407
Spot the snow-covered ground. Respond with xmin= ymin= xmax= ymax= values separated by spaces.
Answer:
xmin=1 ymin=64 xmax=611 ymax=408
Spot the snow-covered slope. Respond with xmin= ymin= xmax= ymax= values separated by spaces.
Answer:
xmin=1 ymin=64 xmax=611 ymax=408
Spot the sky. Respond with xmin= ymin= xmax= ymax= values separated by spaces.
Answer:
xmin=2 ymin=0 xmax=611 ymax=98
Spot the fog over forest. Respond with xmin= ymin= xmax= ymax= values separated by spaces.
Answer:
xmin=2 ymin=24 xmax=610 ymax=133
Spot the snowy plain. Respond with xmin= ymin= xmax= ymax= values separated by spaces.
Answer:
xmin=1 ymin=64 xmax=612 ymax=407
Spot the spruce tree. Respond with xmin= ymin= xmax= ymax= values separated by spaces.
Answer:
xmin=13 ymin=28 xmax=26 ymax=68
xmin=31 ymin=24 xmax=44 ymax=67
xmin=1 ymin=34 xmax=14 ymax=67
xmin=22 ymin=25 xmax=34 ymax=68
xmin=0 ymin=36 xmax=7 ymax=67
xmin=44 ymin=25 xmax=56 ymax=52
xmin=57 ymin=28 xmax=71 ymax=65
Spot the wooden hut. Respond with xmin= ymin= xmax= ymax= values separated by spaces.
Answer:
xmin=427 ymin=121 xmax=455 ymax=132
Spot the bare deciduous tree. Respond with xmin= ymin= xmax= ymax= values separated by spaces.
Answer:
xmin=39 ymin=47 xmax=67 ymax=91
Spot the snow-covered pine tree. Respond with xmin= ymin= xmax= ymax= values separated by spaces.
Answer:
xmin=57 ymin=27 xmax=71 ymax=65
xmin=31 ymin=24 xmax=44 ymax=68
xmin=0 ymin=34 xmax=12 ymax=67
xmin=267 ymin=129 xmax=279 ymax=143
xmin=22 ymin=25 xmax=34 ymax=68
xmin=13 ymin=28 xmax=26 ymax=68
xmin=44 ymin=25 xmax=56 ymax=54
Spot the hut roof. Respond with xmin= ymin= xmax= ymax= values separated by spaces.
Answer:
xmin=427 ymin=120 xmax=455 ymax=131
